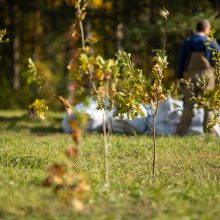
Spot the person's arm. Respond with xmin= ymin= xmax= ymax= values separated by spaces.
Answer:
xmin=178 ymin=40 xmax=189 ymax=79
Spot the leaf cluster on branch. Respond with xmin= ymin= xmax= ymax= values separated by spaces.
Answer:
xmin=108 ymin=49 xmax=176 ymax=121
xmin=0 ymin=29 xmax=9 ymax=43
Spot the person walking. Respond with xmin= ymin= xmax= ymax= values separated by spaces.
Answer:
xmin=176 ymin=19 xmax=220 ymax=135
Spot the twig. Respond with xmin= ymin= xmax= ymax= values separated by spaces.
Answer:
xmin=141 ymin=115 xmax=153 ymax=131
xmin=77 ymin=0 xmax=85 ymax=49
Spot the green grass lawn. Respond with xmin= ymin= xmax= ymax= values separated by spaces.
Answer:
xmin=0 ymin=111 xmax=220 ymax=220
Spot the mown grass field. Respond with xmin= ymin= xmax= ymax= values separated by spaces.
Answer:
xmin=0 ymin=110 xmax=220 ymax=220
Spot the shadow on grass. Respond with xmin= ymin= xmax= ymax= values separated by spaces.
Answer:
xmin=30 ymin=127 xmax=63 ymax=134
xmin=0 ymin=114 xmax=64 ymax=135
xmin=0 ymin=113 xmax=147 ymax=136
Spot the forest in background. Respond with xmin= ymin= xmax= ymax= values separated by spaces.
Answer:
xmin=1 ymin=0 xmax=220 ymax=109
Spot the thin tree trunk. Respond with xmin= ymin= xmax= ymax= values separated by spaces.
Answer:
xmin=152 ymin=115 xmax=156 ymax=176
xmin=102 ymin=109 xmax=109 ymax=184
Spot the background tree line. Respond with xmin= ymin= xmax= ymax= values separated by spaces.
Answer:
xmin=0 ymin=0 xmax=220 ymax=109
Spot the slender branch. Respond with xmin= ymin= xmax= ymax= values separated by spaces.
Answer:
xmin=141 ymin=115 xmax=153 ymax=131
xmin=106 ymin=79 xmax=112 ymax=143
xmin=153 ymin=90 xmax=160 ymax=117
xmin=79 ymin=19 xmax=85 ymax=49
xmin=163 ymin=19 xmax=167 ymax=52
xmin=149 ymin=105 xmax=155 ymax=117
xmin=153 ymin=101 xmax=159 ymax=118
xmin=77 ymin=0 xmax=85 ymax=49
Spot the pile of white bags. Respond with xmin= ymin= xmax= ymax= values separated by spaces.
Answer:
xmin=62 ymin=99 xmax=103 ymax=133
xmin=62 ymin=97 xmax=220 ymax=136
xmin=110 ymin=104 xmax=149 ymax=134
xmin=62 ymin=99 xmax=149 ymax=134
xmin=147 ymin=96 xmax=205 ymax=135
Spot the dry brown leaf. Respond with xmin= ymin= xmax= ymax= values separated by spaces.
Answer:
xmin=51 ymin=175 xmax=64 ymax=185
xmin=42 ymin=177 xmax=52 ymax=187
xmin=71 ymin=198 xmax=84 ymax=211
xmin=65 ymin=146 xmax=78 ymax=160
xmin=74 ymin=180 xmax=91 ymax=198
xmin=47 ymin=164 xmax=65 ymax=177
xmin=68 ymin=120 xmax=82 ymax=145
xmin=64 ymin=173 xmax=75 ymax=185
xmin=68 ymin=119 xmax=79 ymax=131
xmin=78 ymin=180 xmax=91 ymax=192
xmin=71 ymin=131 xmax=81 ymax=145
xmin=58 ymin=96 xmax=73 ymax=115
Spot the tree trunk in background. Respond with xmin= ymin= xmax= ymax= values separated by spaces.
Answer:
xmin=116 ymin=22 xmax=124 ymax=51
xmin=32 ymin=1 xmax=38 ymax=61
xmin=13 ymin=4 xmax=20 ymax=90
xmin=211 ymin=0 xmax=220 ymax=20
xmin=113 ymin=1 xmax=124 ymax=51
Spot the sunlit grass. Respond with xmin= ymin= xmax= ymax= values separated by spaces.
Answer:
xmin=0 ymin=111 xmax=220 ymax=219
